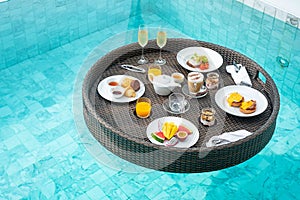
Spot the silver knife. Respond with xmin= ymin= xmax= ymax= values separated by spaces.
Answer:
xmin=233 ymin=60 xmax=241 ymax=72
xmin=120 ymin=64 xmax=146 ymax=73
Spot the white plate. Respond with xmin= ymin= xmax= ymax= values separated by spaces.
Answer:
xmin=146 ymin=117 xmax=199 ymax=148
xmin=215 ymin=85 xmax=268 ymax=117
xmin=177 ymin=47 xmax=223 ymax=73
xmin=97 ymin=75 xmax=145 ymax=103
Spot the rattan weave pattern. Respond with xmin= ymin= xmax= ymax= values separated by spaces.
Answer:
xmin=82 ymin=38 xmax=280 ymax=173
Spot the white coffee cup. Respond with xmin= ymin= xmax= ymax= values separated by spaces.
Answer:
xmin=187 ymin=72 xmax=204 ymax=94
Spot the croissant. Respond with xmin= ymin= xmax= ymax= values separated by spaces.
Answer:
xmin=124 ymin=87 xmax=136 ymax=98
xmin=121 ymin=77 xmax=133 ymax=88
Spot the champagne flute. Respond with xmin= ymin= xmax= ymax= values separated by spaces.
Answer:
xmin=137 ymin=24 xmax=148 ymax=64
xmin=155 ymin=27 xmax=167 ymax=65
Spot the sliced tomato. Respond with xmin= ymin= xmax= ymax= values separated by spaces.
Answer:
xmin=199 ymin=64 xmax=206 ymax=70
xmin=199 ymin=63 xmax=209 ymax=70
xmin=205 ymin=63 xmax=209 ymax=68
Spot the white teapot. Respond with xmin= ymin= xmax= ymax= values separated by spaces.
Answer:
xmin=149 ymin=74 xmax=181 ymax=96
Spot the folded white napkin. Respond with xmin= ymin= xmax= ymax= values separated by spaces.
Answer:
xmin=206 ymin=129 xmax=253 ymax=147
xmin=226 ymin=64 xmax=252 ymax=87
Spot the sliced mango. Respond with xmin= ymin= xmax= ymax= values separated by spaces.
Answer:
xmin=169 ymin=125 xmax=178 ymax=140
xmin=166 ymin=122 xmax=172 ymax=138
xmin=162 ymin=122 xmax=169 ymax=138
xmin=162 ymin=122 xmax=178 ymax=140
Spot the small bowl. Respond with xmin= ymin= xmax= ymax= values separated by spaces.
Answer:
xmin=111 ymin=86 xmax=125 ymax=99
xmin=176 ymin=131 xmax=188 ymax=141
xmin=107 ymin=78 xmax=119 ymax=89
xmin=172 ymin=72 xmax=184 ymax=84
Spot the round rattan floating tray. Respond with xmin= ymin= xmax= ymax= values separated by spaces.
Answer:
xmin=82 ymin=38 xmax=280 ymax=173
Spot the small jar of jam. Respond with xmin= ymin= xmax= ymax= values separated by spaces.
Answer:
xmin=206 ymin=72 xmax=219 ymax=90
xmin=200 ymin=107 xmax=216 ymax=126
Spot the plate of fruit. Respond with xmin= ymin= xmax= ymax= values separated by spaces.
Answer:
xmin=176 ymin=47 xmax=223 ymax=73
xmin=146 ymin=117 xmax=199 ymax=148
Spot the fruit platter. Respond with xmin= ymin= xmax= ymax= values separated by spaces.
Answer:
xmin=146 ymin=117 xmax=200 ymax=148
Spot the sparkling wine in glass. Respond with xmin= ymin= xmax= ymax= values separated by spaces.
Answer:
xmin=155 ymin=27 xmax=167 ymax=65
xmin=137 ymin=24 xmax=148 ymax=64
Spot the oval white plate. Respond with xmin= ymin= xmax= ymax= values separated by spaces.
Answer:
xmin=215 ymin=85 xmax=268 ymax=117
xmin=177 ymin=47 xmax=223 ymax=73
xmin=146 ymin=116 xmax=199 ymax=148
xmin=97 ymin=75 xmax=145 ymax=103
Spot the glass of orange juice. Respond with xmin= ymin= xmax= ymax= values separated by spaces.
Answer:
xmin=148 ymin=64 xmax=162 ymax=82
xmin=136 ymin=97 xmax=152 ymax=118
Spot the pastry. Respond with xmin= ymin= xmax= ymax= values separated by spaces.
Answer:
xmin=121 ymin=77 xmax=133 ymax=88
xmin=124 ymin=87 xmax=136 ymax=98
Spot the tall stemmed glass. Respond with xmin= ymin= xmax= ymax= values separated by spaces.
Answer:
xmin=137 ymin=24 xmax=149 ymax=64
xmin=155 ymin=27 xmax=167 ymax=65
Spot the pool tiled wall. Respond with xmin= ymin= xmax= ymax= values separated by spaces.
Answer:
xmin=0 ymin=0 xmax=150 ymax=69
xmin=1 ymin=0 xmax=300 ymax=104
xmin=148 ymin=0 xmax=300 ymax=105
xmin=240 ymin=0 xmax=300 ymax=24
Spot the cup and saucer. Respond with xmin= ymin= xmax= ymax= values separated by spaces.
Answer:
xmin=163 ymin=93 xmax=190 ymax=114
xmin=182 ymin=84 xmax=208 ymax=98
xmin=182 ymin=71 xmax=208 ymax=98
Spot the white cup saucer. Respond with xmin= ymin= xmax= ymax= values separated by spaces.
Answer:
xmin=182 ymin=84 xmax=208 ymax=98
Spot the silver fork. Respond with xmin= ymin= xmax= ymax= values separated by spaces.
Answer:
xmin=212 ymin=138 xmax=231 ymax=145
xmin=233 ymin=60 xmax=241 ymax=72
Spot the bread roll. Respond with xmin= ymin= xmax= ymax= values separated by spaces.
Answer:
xmin=227 ymin=92 xmax=244 ymax=107
xmin=239 ymin=100 xmax=256 ymax=114
xmin=121 ymin=77 xmax=133 ymax=88
xmin=124 ymin=87 xmax=136 ymax=98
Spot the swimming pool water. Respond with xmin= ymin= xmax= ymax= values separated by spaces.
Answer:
xmin=1 ymin=0 xmax=300 ymax=199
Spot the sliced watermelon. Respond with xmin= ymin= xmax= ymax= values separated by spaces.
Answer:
xmin=156 ymin=131 xmax=165 ymax=139
xmin=151 ymin=132 xmax=165 ymax=143
xmin=177 ymin=125 xmax=192 ymax=134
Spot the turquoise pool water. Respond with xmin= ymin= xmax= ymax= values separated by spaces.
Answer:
xmin=1 ymin=0 xmax=300 ymax=199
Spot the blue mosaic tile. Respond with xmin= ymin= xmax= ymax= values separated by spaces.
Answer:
xmin=86 ymin=186 xmax=107 ymax=200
